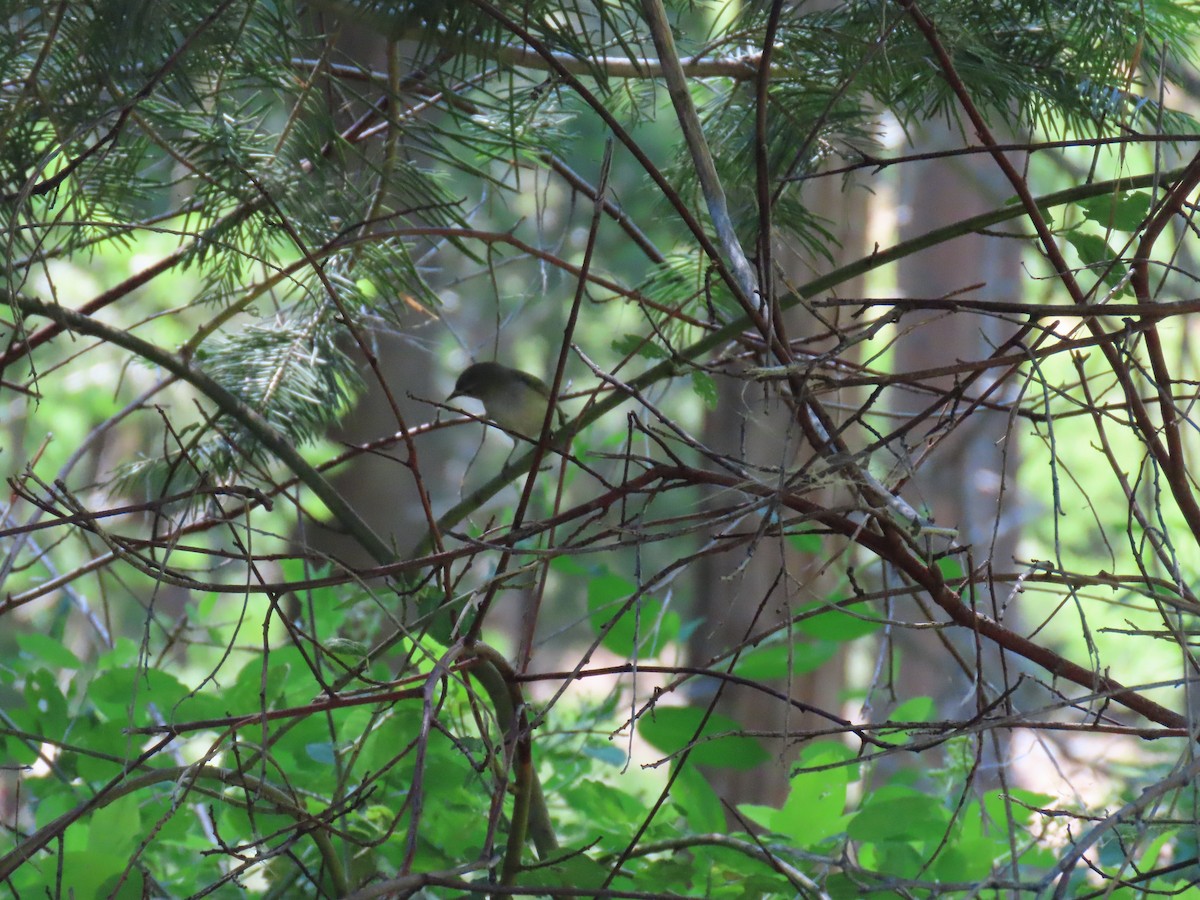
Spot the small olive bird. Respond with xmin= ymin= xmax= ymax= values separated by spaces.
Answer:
xmin=449 ymin=362 xmax=563 ymax=439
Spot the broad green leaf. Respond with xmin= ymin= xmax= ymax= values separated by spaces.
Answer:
xmin=550 ymin=554 xmax=590 ymax=576
xmin=738 ymin=802 xmax=778 ymax=833
xmin=581 ymin=740 xmax=627 ymax=767
xmin=73 ymin=719 xmax=137 ymax=783
xmin=360 ymin=709 xmax=425 ymax=780
xmin=169 ymin=689 xmax=232 ymax=726
xmin=935 ymin=556 xmax=965 ymax=582
xmin=671 ymin=759 xmax=725 ymax=833
xmin=733 ymin=639 xmax=838 ymax=679
xmin=775 ymin=742 xmax=854 ymax=845
xmin=638 ymin=706 xmax=768 ymax=770
xmin=631 ymin=857 xmax=696 ymax=892
xmin=1137 ymin=830 xmax=1178 ymax=876
xmin=1064 ymin=230 xmax=1111 ymax=265
xmin=88 ymin=667 xmax=188 ymax=722
xmin=305 ymin=741 xmax=337 ymax=765
xmin=588 ymin=573 xmax=634 ymax=606
xmin=95 ymin=637 xmax=139 ymax=670
xmin=274 ymin=707 xmax=369 ymax=776
xmin=20 ymin=668 xmax=69 ymax=737
xmin=691 ymin=370 xmax=718 ymax=409
xmin=612 ymin=334 xmax=668 ymax=359
xmin=196 ymin=590 xmax=220 ymax=620
xmin=1063 ymin=230 xmax=1125 ymax=290
xmin=35 ymin=791 xmax=79 ymax=836
xmin=933 ymin=841 xmax=984 ymax=882
xmin=1078 ymin=191 xmax=1151 ymax=231
xmin=324 ymin=637 xmax=368 ymax=661
xmin=976 ymin=788 xmax=1060 ymax=869
xmin=787 ymin=530 xmax=822 ymax=554
xmin=88 ymin=794 xmax=140 ymax=857
xmin=56 ymin=851 xmax=141 ymax=900
xmin=224 ymin=647 xmax=311 ymax=711
xmin=742 ymin=742 xmax=854 ymax=846
xmin=884 ymin=695 xmax=937 ymax=744
xmin=587 ymin=574 xmax=678 ymax=657
xmin=6 ymin=732 xmax=40 ymax=767
xmin=558 ymin=779 xmax=648 ymax=842
xmin=520 ymin=852 xmax=609 ymax=889
xmin=982 ymin=787 xmax=1056 ymax=827
xmin=872 ymin=842 xmax=926 ymax=877
xmin=15 ymin=632 xmax=82 ymax=670
xmin=797 ymin=602 xmax=882 ymax=641
xmin=933 ymin=803 xmax=1016 ymax=882
xmin=889 ymin=695 xmax=936 ymax=723
xmin=848 ymin=789 xmax=949 ymax=842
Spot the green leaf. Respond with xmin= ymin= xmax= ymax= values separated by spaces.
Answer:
xmin=224 ymin=648 xmax=310 ymax=711
xmin=797 ymin=602 xmax=882 ymax=641
xmin=324 ymin=637 xmax=368 ymax=661
xmin=95 ymin=637 xmax=138 ymax=670
xmin=273 ymin=708 xmax=367 ymax=776
xmin=581 ymin=740 xmax=627 ymax=767
xmin=360 ymin=711 xmax=424 ymax=782
xmin=88 ymin=667 xmax=188 ymax=722
xmin=56 ymin=851 xmax=141 ymax=900
xmin=738 ymin=802 xmax=778 ymax=833
xmin=848 ymin=789 xmax=949 ymax=842
xmin=559 ymin=779 xmax=648 ymax=842
xmin=612 ymin=334 xmax=668 ymax=360
xmin=15 ymin=632 xmax=82 ymax=670
xmin=1063 ymin=230 xmax=1125 ymax=290
xmin=21 ymin=669 xmax=69 ymax=737
xmin=550 ymin=555 xmax=591 ymax=576
xmin=889 ymin=695 xmax=936 ymax=723
xmin=671 ymin=761 xmax=725 ymax=834
xmin=733 ymin=639 xmax=838 ymax=679
xmin=519 ymin=852 xmax=609 ymax=889
xmin=304 ymin=741 xmax=337 ymax=765
xmin=691 ymin=370 xmax=718 ymax=409
xmin=935 ymin=799 xmax=1019 ymax=881
xmin=935 ymin=556 xmax=965 ymax=582
xmin=1077 ymin=191 xmax=1151 ymax=231
xmin=73 ymin=719 xmax=137 ymax=783
xmin=871 ymin=842 xmax=926 ymax=877
xmin=775 ymin=742 xmax=854 ymax=845
xmin=88 ymin=794 xmax=141 ymax=857
xmin=170 ymin=689 xmax=235 ymax=727
xmin=6 ymin=729 xmax=41 ymax=766
xmin=885 ymin=696 xmax=937 ymax=744
xmin=588 ymin=573 xmax=633 ymax=606
xmin=983 ymin=787 xmax=1055 ymax=827
xmin=638 ymin=706 xmax=768 ymax=770
xmin=1063 ymin=230 xmax=1112 ymax=265
xmin=742 ymin=742 xmax=854 ymax=846
xmin=587 ymin=574 xmax=679 ymax=657
xmin=787 ymin=530 xmax=822 ymax=554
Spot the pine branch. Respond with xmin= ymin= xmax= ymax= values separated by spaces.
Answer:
xmin=7 ymin=293 xmax=395 ymax=566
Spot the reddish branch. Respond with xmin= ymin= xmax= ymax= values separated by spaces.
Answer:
xmin=645 ymin=464 xmax=1187 ymax=732
xmin=895 ymin=0 xmax=1200 ymax=604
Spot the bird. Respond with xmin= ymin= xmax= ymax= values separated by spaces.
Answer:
xmin=448 ymin=361 xmax=563 ymax=439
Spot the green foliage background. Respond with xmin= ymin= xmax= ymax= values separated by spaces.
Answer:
xmin=3 ymin=0 xmax=1200 ymax=897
